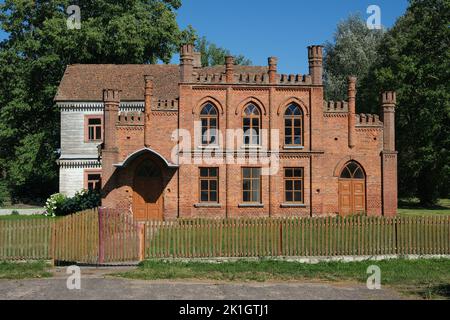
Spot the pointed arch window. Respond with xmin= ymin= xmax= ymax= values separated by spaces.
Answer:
xmin=243 ymin=104 xmax=261 ymax=146
xmin=284 ymin=104 xmax=303 ymax=146
xmin=340 ymin=161 xmax=365 ymax=180
xmin=200 ymin=103 xmax=218 ymax=146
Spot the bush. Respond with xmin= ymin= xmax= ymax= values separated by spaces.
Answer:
xmin=45 ymin=189 xmax=101 ymax=217
xmin=11 ymin=210 xmax=19 ymax=216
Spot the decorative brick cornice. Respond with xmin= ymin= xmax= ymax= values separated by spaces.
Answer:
xmin=58 ymin=101 xmax=144 ymax=112
xmin=57 ymin=159 xmax=101 ymax=168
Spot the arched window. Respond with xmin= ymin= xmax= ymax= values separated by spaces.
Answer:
xmin=340 ymin=161 xmax=365 ymax=180
xmin=284 ymin=104 xmax=303 ymax=146
xmin=200 ymin=103 xmax=218 ymax=145
xmin=243 ymin=104 xmax=261 ymax=145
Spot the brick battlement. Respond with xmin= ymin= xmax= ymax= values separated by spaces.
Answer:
xmin=323 ymin=101 xmax=349 ymax=112
xmin=117 ymin=111 xmax=144 ymax=126
xmin=356 ymin=113 xmax=382 ymax=126
xmin=154 ymin=99 xmax=179 ymax=111
xmin=192 ymin=72 xmax=313 ymax=85
xmin=278 ymin=74 xmax=312 ymax=85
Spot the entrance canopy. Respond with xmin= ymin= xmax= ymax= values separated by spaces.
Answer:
xmin=113 ymin=148 xmax=179 ymax=169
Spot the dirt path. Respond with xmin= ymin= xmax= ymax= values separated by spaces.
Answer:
xmin=0 ymin=266 xmax=407 ymax=300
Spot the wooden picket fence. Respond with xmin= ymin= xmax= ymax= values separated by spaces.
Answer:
xmin=144 ymin=216 xmax=450 ymax=258
xmin=0 ymin=218 xmax=54 ymax=260
xmin=1 ymin=212 xmax=449 ymax=263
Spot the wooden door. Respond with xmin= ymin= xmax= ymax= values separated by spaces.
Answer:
xmin=338 ymin=161 xmax=366 ymax=216
xmin=133 ymin=162 xmax=164 ymax=221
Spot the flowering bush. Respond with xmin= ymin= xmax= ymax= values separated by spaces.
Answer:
xmin=44 ymin=189 xmax=101 ymax=217
xmin=44 ymin=193 xmax=67 ymax=217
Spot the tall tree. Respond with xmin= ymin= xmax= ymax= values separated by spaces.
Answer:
xmin=0 ymin=0 xmax=190 ymax=203
xmin=323 ymin=14 xmax=384 ymax=105
xmin=364 ymin=0 xmax=450 ymax=205
xmin=195 ymin=36 xmax=251 ymax=67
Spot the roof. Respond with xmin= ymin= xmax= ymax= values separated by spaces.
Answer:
xmin=54 ymin=64 xmax=180 ymax=102
xmin=54 ymin=64 xmax=270 ymax=102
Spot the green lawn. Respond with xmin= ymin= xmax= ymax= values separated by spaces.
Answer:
xmin=0 ymin=214 xmax=51 ymax=220
xmin=398 ymin=199 xmax=450 ymax=217
xmin=116 ymin=258 xmax=450 ymax=299
xmin=0 ymin=261 xmax=52 ymax=280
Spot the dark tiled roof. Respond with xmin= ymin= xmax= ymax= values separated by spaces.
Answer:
xmin=54 ymin=64 xmax=270 ymax=102
xmin=54 ymin=64 xmax=180 ymax=102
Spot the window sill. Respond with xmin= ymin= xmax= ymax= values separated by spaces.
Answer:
xmin=240 ymin=145 xmax=263 ymax=150
xmin=194 ymin=203 xmax=222 ymax=208
xmin=283 ymin=146 xmax=304 ymax=150
xmin=238 ymin=203 xmax=264 ymax=208
xmin=197 ymin=145 xmax=220 ymax=150
xmin=280 ymin=203 xmax=307 ymax=208
xmin=85 ymin=140 xmax=103 ymax=144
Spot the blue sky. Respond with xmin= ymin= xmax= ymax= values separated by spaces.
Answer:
xmin=0 ymin=0 xmax=409 ymax=73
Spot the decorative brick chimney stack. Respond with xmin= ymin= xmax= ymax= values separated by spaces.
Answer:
xmin=193 ymin=52 xmax=202 ymax=68
xmin=268 ymin=57 xmax=278 ymax=84
xmin=381 ymin=91 xmax=398 ymax=216
xmin=308 ymin=45 xmax=323 ymax=85
xmin=347 ymin=76 xmax=357 ymax=149
xmin=144 ymin=76 xmax=153 ymax=148
xmin=180 ymin=44 xmax=194 ymax=83
xmin=102 ymin=89 xmax=120 ymax=198
xmin=225 ymin=56 xmax=234 ymax=83
xmin=381 ymin=91 xmax=397 ymax=152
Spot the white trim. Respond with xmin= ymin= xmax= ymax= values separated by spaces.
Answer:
xmin=114 ymin=148 xmax=179 ymax=168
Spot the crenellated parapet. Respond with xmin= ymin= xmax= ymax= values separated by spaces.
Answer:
xmin=117 ymin=111 xmax=144 ymax=126
xmin=278 ymin=74 xmax=312 ymax=85
xmin=154 ymin=99 xmax=179 ymax=111
xmin=192 ymin=72 xmax=226 ymax=83
xmin=323 ymin=101 xmax=349 ymax=113
xmin=356 ymin=113 xmax=382 ymax=127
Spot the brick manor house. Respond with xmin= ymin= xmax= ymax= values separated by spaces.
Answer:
xmin=55 ymin=44 xmax=398 ymax=220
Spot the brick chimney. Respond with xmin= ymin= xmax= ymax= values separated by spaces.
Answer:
xmin=180 ymin=44 xmax=194 ymax=83
xmin=193 ymin=52 xmax=202 ymax=68
xmin=347 ymin=76 xmax=357 ymax=149
xmin=308 ymin=45 xmax=323 ymax=85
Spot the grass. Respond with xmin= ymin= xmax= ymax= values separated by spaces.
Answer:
xmin=0 ymin=214 xmax=51 ymax=220
xmin=398 ymin=199 xmax=450 ymax=217
xmin=116 ymin=258 xmax=450 ymax=299
xmin=0 ymin=261 xmax=52 ymax=280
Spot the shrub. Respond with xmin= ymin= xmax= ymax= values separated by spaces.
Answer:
xmin=11 ymin=210 xmax=19 ymax=216
xmin=45 ymin=189 xmax=101 ymax=217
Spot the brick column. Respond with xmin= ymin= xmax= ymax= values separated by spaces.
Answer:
xmin=180 ymin=44 xmax=194 ymax=83
xmin=225 ymin=56 xmax=234 ymax=84
xmin=308 ymin=45 xmax=323 ymax=85
xmin=381 ymin=91 xmax=398 ymax=216
xmin=144 ymin=76 xmax=153 ymax=148
xmin=347 ymin=76 xmax=356 ymax=149
xmin=268 ymin=57 xmax=278 ymax=84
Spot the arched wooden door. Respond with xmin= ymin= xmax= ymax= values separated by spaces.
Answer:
xmin=339 ymin=161 xmax=366 ymax=216
xmin=133 ymin=161 xmax=163 ymax=221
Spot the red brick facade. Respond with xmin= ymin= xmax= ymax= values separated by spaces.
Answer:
xmin=91 ymin=44 xmax=398 ymax=220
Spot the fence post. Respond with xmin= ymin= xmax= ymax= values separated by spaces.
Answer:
xmin=50 ymin=219 xmax=57 ymax=266
xmin=139 ymin=223 xmax=145 ymax=261
xmin=98 ymin=207 xmax=105 ymax=264
xmin=279 ymin=220 xmax=283 ymax=256
xmin=394 ymin=217 xmax=399 ymax=255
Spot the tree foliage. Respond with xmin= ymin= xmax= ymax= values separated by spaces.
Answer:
xmin=325 ymin=1 xmax=450 ymax=205
xmin=195 ymin=36 xmax=251 ymax=67
xmin=323 ymin=14 xmax=384 ymax=105
xmin=366 ymin=0 xmax=450 ymax=205
xmin=0 ymin=0 xmax=189 ymax=203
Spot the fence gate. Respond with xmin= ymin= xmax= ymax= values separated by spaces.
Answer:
xmin=53 ymin=208 xmax=143 ymax=264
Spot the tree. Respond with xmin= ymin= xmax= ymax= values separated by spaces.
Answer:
xmin=365 ymin=0 xmax=450 ymax=205
xmin=0 ymin=0 xmax=189 ymax=203
xmin=195 ymin=36 xmax=251 ymax=67
xmin=323 ymin=14 xmax=384 ymax=105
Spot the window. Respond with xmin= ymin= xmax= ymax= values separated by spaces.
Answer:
xmin=200 ymin=103 xmax=218 ymax=145
xmin=284 ymin=168 xmax=304 ymax=203
xmin=340 ymin=161 xmax=365 ymax=179
xmin=242 ymin=167 xmax=261 ymax=203
xmin=85 ymin=116 xmax=102 ymax=142
xmin=199 ymin=168 xmax=218 ymax=203
xmin=243 ymin=104 xmax=261 ymax=146
xmin=284 ymin=104 xmax=303 ymax=146
xmin=84 ymin=171 xmax=102 ymax=191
